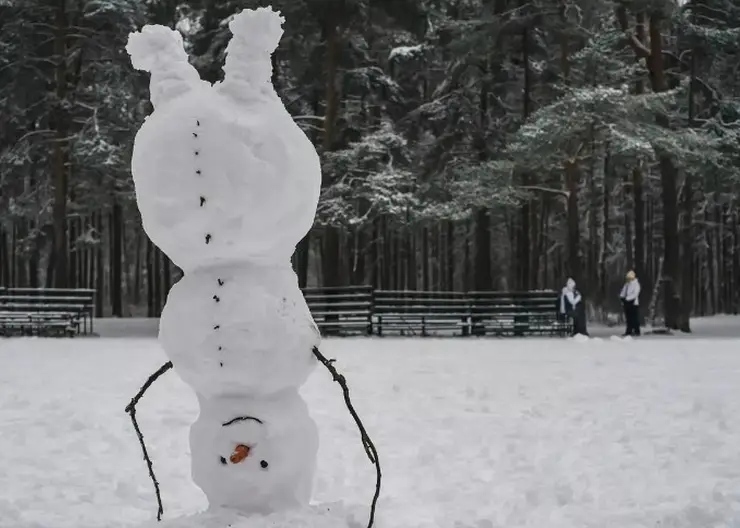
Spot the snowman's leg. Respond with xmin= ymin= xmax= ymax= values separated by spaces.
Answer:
xmin=125 ymin=361 xmax=173 ymax=521
xmin=312 ymin=346 xmax=381 ymax=528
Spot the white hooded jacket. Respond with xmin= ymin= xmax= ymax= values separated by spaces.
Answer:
xmin=620 ymin=278 xmax=641 ymax=305
xmin=560 ymin=278 xmax=581 ymax=314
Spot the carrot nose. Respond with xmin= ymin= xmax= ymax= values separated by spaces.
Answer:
xmin=229 ymin=444 xmax=251 ymax=464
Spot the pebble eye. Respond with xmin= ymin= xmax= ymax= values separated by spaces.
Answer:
xmin=219 ymin=456 xmax=227 ymax=465
xmin=260 ymin=460 xmax=269 ymax=469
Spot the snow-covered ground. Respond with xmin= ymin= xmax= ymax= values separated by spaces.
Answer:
xmin=1 ymin=335 xmax=740 ymax=528
xmin=93 ymin=313 xmax=740 ymax=339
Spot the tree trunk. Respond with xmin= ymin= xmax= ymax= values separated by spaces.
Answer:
xmin=733 ymin=211 xmax=739 ymax=313
xmin=146 ymin=237 xmax=154 ymax=317
xmin=319 ymin=14 xmax=342 ymax=287
xmin=153 ymin=246 xmax=162 ymax=316
xmin=13 ymin=225 xmax=20 ymax=286
xmin=474 ymin=209 xmax=491 ymax=290
xmin=537 ymin=200 xmax=549 ymax=289
xmin=68 ymin=217 xmax=77 ymax=287
xmin=45 ymin=229 xmax=55 ymax=289
xmin=163 ymin=253 xmax=172 ymax=300
xmin=383 ymin=219 xmax=392 ymax=289
xmin=356 ymin=226 xmax=367 ymax=285
xmin=421 ymin=225 xmax=429 ymax=291
xmin=587 ymin=160 xmax=598 ymax=293
xmin=293 ymin=235 xmax=310 ymax=287
xmin=29 ymin=224 xmax=40 ymax=288
xmin=447 ymin=221 xmax=455 ymax=291
xmin=94 ymin=212 xmax=104 ymax=317
xmin=0 ymin=227 xmax=8 ymax=286
xmin=406 ymin=221 xmax=417 ymax=290
xmin=681 ymin=178 xmax=694 ymax=320
xmin=631 ymin=165 xmax=649 ymax=323
xmin=659 ymin=155 xmax=686 ymax=330
xmin=517 ymin=6 xmax=532 ymax=291
xmin=646 ymin=197 xmax=655 ymax=282
xmin=565 ymin=161 xmax=582 ymax=285
xmin=133 ymin=231 xmax=142 ymax=305
xmin=648 ymin=14 xmax=688 ymax=331
xmin=51 ymin=0 xmax=69 ymax=288
xmin=396 ymin=228 xmax=404 ymax=289
xmin=600 ymin=152 xmax=611 ymax=305
xmin=371 ymin=218 xmax=380 ymax=288
xmin=77 ymin=218 xmax=85 ymax=289
xmin=616 ymin=6 xmax=688 ymax=329
xmin=110 ymin=203 xmax=123 ymax=316
xmin=474 ymin=51 xmax=492 ymax=293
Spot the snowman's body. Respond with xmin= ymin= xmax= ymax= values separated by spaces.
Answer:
xmin=130 ymin=57 xmax=320 ymax=270
xmin=159 ymin=264 xmax=319 ymax=399
xmin=127 ymin=8 xmax=322 ymax=514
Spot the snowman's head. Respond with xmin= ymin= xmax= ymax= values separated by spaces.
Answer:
xmin=190 ymin=393 xmax=318 ymax=513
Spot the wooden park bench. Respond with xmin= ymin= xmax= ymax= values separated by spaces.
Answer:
xmin=468 ymin=290 xmax=569 ymax=337
xmin=302 ymin=285 xmax=373 ymax=336
xmin=300 ymin=286 xmax=572 ymax=338
xmin=0 ymin=287 xmax=96 ymax=337
xmin=372 ymin=290 xmax=470 ymax=337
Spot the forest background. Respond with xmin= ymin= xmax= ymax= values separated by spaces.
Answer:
xmin=1 ymin=0 xmax=739 ymax=331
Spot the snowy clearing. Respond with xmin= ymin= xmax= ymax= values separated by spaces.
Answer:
xmin=91 ymin=314 xmax=740 ymax=339
xmin=1 ymin=336 xmax=739 ymax=528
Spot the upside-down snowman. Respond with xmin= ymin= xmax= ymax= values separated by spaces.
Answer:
xmin=126 ymin=6 xmax=324 ymax=514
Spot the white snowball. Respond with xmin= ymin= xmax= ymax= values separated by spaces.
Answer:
xmin=158 ymin=264 xmax=319 ymax=398
xmin=126 ymin=25 xmax=204 ymax=109
xmin=130 ymin=9 xmax=325 ymax=518
xmin=127 ymin=25 xmax=189 ymax=72
xmin=130 ymin=67 xmax=321 ymax=270
xmin=190 ymin=391 xmax=318 ymax=513
xmin=221 ymin=7 xmax=284 ymax=92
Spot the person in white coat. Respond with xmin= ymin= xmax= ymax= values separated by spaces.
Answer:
xmin=560 ymin=278 xmax=587 ymax=336
xmin=619 ymin=270 xmax=641 ymax=336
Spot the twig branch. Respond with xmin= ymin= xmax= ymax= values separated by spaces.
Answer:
xmin=125 ymin=361 xmax=173 ymax=522
xmin=222 ymin=416 xmax=264 ymax=427
xmin=312 ymin=346 xmax=381 ymax=528
xmin=520 ymin=184 xmax=569 ymax=199
xmin=615 ymin=3 xmax=651 ymax=58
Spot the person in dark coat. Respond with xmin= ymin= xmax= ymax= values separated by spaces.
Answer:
xmin=619 ymin=270 xmax=642 ymax=336
xmin=560 ymin=278 xmax=588 ymax=336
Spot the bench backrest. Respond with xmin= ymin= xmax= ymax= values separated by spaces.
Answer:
xmin=0 ymin=288 xmax=95 ymax=314
xmin=4 ymin=287 xmax=95 ymax=298
xmin=300 ymin=287 xmax=561 ymax=316
xmin=468 ymin=290 xmax=560 ymax=314
xmin=302 ymin=285 xmax=373 ymax=318
xmin=373 ymin=290 xmax=469 ymax=315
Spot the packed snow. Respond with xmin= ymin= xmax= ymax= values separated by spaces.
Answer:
xmin=1 ymin=336 xmax=740 ymax=527
xmin=128 ymin=8 xmax=320 ymax=271
xmin=158 ymin=264 xmax=319 ymax=399
xmin=127 ymin=6 xmax=324 ymax=518
xmin=190 ymin=390 xmax=318 ymax=513
xmin=388 ymin=44 xmax=425 ymax=61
